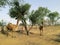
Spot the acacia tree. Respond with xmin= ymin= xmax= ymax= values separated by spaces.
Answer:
xmin=9 ymin=0 xmax=31 ymax=35
xmin=20 ymin=4 xmax=31 ymax=35
xmin=36 ymin=7 xmax=50 ymax=25
xmin=29 ymin=7 xmax=50 ymax=35
xmin=47 ymin=11 xmax=59 ymax=25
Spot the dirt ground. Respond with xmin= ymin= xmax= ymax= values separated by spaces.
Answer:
xmin=0 ymin=26 xmax=60 ymax=45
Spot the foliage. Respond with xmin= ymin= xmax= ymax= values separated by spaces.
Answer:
xmin=0 ymin=0 xmax=8 ymax=7
xmin=9 ymin=1 xmax=30 ymax=19
xmin=29 ymin=7 xmax=50 ymax=25
xmin=47 ymin=11 xmax=59 ymax=25
xmin=0 ymin=20 xmax=6 ymax=26
xmin=9 ymin=0 xmax=30 ymax=25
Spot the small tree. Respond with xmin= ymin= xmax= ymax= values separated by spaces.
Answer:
xmin=0 ymin=20 xmax=6 ymax=26
xmin=48 ymin=11 xmax=59 ymax=25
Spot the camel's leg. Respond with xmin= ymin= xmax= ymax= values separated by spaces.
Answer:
xmin=11 ymin=31 xmax=16 ymax=38
xmin=11 ymin=31 xmax=13 ymax=38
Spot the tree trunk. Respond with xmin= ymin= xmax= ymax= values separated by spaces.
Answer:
xmin=24 ymin=25 xmax=29 ymax=35
xmin=52 ymin=21 xmax=54 ymax=25
xmin=29 ymin=24 xmax=33 ymax=31
xmin=22 ymin=20 xmax=29 ymax=35
xmin=16 ymin=19 xmax=19 ymax=25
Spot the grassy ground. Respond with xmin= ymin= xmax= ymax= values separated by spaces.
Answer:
xmin=0 ymin=26 xmax=60 ymax=45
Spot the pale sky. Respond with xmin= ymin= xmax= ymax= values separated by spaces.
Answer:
xmin=0 ymin=0 xmax=60 ymax=24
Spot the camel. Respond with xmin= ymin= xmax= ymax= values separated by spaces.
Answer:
xmin=6 ymin=23 xmax=19 ymax=37
xmin=7 ymin=23 xmax=18 ymax=31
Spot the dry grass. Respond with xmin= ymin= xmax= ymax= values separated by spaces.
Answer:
xmin=0 ymin=26 xmax=60 ymax=45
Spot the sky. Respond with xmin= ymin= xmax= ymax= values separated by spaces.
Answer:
xmin=0 ymin=0 xmax=60 ymax=24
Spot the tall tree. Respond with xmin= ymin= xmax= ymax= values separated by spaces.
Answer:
xmin=9 ymin=1 xmax=31 ymax=35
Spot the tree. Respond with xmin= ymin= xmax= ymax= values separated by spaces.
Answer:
xmin=0 ymin=20 xmax=6 ymax=26
xmin=47 ymin=11 xmax=59 ymax=25
xmin=9 ymin=0 xmax=31 ymax=35
xmin=29 ymin=7 xmax=50 ymax=25
xmin=29 ymin=7 xmax=50 ymax=35
xmin=0 ymin=0 xmax=8 ymax=7
xmin=9 ymin=1 xmax=30 ymax=25
xmin=54 ymin=17 xmax=60 ymax=25
xmin=36 ymin=7 xmax=50 ymax=25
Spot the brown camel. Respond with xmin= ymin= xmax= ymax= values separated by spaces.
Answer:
xmin=6 ymin=23 xmax=18 ymax=37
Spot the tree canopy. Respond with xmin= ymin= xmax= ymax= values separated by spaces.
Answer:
xmin=29 ymin=7 xmax=50 ymax=25
xmin=9 ymin=0 xmax=31 ymax=25
xmin=48 ymin=11 xmax=59 ymax=25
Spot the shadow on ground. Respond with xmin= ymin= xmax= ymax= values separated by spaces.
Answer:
xmin=52 ymin=33 xmax=60 ymax=42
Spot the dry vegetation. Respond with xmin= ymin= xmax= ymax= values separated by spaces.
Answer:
xmin=0 ymin=26 xmax=60 ymax=45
